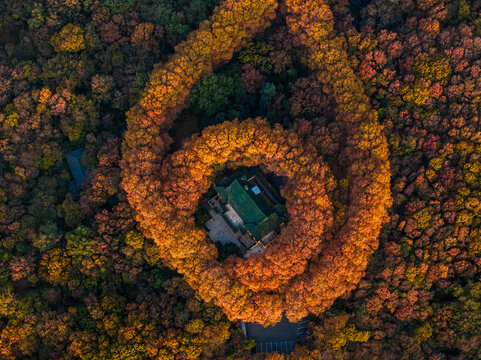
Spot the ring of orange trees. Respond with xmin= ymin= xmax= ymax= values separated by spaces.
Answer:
xmin=158 ymin=117 xmax=334 ymax=293
xmin=121 ymin=0 xmax=392 ymax=325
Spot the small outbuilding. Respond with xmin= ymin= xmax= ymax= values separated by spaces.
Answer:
xmin=66 ymin=148 xmax=86 ymax=194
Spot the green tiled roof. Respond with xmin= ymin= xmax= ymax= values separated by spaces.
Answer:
xmin=214 ymin=171 xmax=286 ymax=241
xmin=257 ymin=212 xmax=285 ymax=239
xmin=218 ymin=179 xmax=267 ymax=224
xmin=243 ymin=223 xmax=261 ymax=241
xmin=244 ymin=213 xmax=285 ymax=240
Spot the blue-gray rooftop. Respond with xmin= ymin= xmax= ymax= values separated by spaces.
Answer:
xmin=66 ymin=148 xmax=86 ymax=194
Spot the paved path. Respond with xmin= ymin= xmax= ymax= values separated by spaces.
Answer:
xmin=256 ymin=340 xmax=296 ymax=353
xmin=245 ymin=315 xmax=310 ymax=354
xmin=205 ymin=212 xmax=243 ymax=248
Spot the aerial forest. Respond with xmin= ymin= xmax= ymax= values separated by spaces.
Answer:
xmin=1 ymin=0 xmax=481 ymax=359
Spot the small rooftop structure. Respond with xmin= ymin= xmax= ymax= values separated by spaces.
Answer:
xmin=66 ymin=148 xmax=87 ymax=194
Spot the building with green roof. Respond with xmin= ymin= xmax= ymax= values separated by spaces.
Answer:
xmin=211 ymin=168 xmax=286 ymax=248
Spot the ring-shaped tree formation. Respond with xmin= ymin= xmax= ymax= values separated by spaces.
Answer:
xmin=121 ymin=0 xmax=392 ymax=325
xmin=159 ymin=118 xmax=334 ymax=293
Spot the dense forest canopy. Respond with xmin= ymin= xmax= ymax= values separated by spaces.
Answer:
xmin=1 ymin=0 xmax=481 ymax=358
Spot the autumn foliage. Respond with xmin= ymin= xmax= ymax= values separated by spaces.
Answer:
xmin=2 ymin=0 xmax=481 ymax=356
xmin=159 ymin=118 xmax=334 ymax=293
xmin=49 ymin=23 xmax=86 ymax=53
xmin=121 ymin=0 xmax=391 ymax=325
